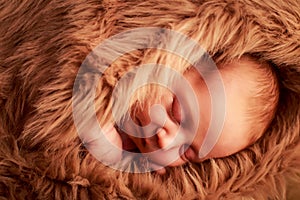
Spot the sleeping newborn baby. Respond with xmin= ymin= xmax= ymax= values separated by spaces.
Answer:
xmin=83 ymin=56 xmax=279 ymax=172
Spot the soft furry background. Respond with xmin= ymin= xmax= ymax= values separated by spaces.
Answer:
xmin=0 ymin=0 xmax=300 ymax=199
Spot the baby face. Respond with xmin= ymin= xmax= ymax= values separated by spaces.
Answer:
xmin=125 ymin=58 xmax=258 ymax=167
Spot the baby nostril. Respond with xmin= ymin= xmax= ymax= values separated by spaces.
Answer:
xmin=156 ymin=128 xmax=172 ymax=149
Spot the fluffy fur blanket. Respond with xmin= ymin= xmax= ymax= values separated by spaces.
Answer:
xmin=0 ymin=0 xmax=300 ymax=199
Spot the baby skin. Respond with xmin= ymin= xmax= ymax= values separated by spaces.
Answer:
xmin=84 ymin=56 xmax=278 ymax=172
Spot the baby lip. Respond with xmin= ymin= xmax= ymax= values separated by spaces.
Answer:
xmin=179 ymin=145 xmax=189 ymax=162
xmin=183 ymin=147 xmax=198 ymax=162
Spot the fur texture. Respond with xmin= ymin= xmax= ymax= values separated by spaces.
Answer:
xmin=0 ymin=0 xmax=300 ymax=199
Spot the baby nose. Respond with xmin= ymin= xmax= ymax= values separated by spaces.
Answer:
xmin=156 ymin=116 xmax=181 ymax=149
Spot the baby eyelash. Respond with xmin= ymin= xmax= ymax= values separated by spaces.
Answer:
xmin=169 ymin=97 xmax=181 ymax=125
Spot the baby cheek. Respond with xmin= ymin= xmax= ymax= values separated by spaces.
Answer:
xmin=207 ymin=131 xmax=251 ymax=158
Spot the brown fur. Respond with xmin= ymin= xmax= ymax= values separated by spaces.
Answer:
xmin=0 ymin=0 xmax=300 ymax=199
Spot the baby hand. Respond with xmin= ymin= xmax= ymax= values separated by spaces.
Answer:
xmin=81 ymin=122 xmax=167 ymax=174
xmin=82 ymin=123 xmax=123 ymax=165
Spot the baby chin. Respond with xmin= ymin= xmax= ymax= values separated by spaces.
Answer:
xmin=141 ymin=146 xmax=189 ymax=168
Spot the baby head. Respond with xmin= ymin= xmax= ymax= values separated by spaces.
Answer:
xmin=124 ymin=56 xmax=279 ymax=168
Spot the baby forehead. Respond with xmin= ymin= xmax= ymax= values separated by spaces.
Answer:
xmin=191 ymin=56 xmax=278 ymax=109
xmin=217 ymin=57 xmax=270 ymax=75
xmin=210 ymin=57 xmax=276 ymax=89
xmin=189 ymin=56 xmax=272 ymax=86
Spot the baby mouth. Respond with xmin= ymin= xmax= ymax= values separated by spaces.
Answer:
xmin=179 ymin=144 xmax=190 ymax=162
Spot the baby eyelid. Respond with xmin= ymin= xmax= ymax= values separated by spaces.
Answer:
xmin=170 ymin=97 xmax=181 ymax=124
